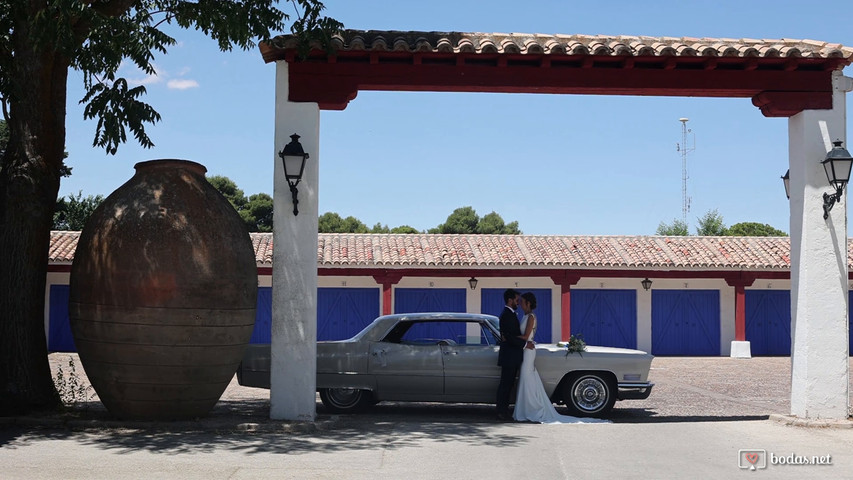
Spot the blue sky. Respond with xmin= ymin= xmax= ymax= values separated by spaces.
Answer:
xmin=60 ymin=0 xmax=853 ymax=236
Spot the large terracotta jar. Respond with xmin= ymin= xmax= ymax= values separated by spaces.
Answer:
xmin=69 ymin=160 xmax=258 ymax=419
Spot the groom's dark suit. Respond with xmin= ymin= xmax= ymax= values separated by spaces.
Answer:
xmin=496 ymin=305 xmax=526 ymax=416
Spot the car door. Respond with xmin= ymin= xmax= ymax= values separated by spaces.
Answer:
xmin=442 ymin=320 xmax=502 ymax=402
xmin=368 ymin=321 xmax=444 ymax=401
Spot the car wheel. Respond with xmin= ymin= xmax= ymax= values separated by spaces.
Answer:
xmin=320 ymin=388 xmax=373 ymax=413
xmin=561 ymin=372 xmax=616 ymax=417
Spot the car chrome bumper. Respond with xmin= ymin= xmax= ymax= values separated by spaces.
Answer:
xmin=617 ymin=382 xmax=654 ymax=400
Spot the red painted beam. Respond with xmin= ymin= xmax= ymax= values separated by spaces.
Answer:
xmin=282 ymin=54 xmax=838 ymax=115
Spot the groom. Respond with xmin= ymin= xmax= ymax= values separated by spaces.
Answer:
xmin=495 ymin=288 xmax=531 ymax=421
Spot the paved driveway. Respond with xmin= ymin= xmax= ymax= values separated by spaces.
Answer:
xmin=42 ymin=354 xmax=852 ymax=423
xmin=1 ymin=354 xmax=850 ymax=480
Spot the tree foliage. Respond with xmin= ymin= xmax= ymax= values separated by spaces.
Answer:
xmin=477 ymin=211 xmax=521 ymax=234
xmin=726 ymin=222 xmax=788 ymax=237
xmin=390 ymin=225 xmax=419 ymax=234
xmin=53 ymin=192 xmax=104 ymax=230
xmin=657 ymin=211 xmax=788 ymax=237
xmin=429 ymin=206 xmax=522 ymax=234
xmin=695 ymin=209 xmax=727 ymax=236
xmin=242 ymin=193 xmax=273 ymax=232
xmin=432 ymin=206 xmax=480 ymax=234
xmin=207 ymin=175 xmax=248 ymax=210
xmin=207 ymin=176 xmax=273 ymax=232
xmin=318 ymin=212 xmax=370 ymax=233
xmin=656 ymin=218 xmax=689 ymax=236
xmin=0 ymin=0 xmax=341 ymax=414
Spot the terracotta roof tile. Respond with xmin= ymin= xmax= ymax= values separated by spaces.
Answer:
xmin=270 ymin=30 xmax=853 ymax=62
xmin=47 ymin=231 xmax=846 ymax=271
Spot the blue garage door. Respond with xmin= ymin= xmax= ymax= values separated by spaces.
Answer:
xmin=652 ymin=290 xmax=720 ymax=356
xmin=480 ymin=288 xmax=552 ymax=343
xmin=396 ymin=288 xmax=467 ymax=341
xmin=249 ymin=287 xmax=272 ymax=344
xmin=250 ymin=287 xmax=380 ymax=343
xmin=570 ymin=289 xmax=637 ymax=349
xmin=745 ymin=290 xmax=791 ymax=356
xmin=48 ymin=284 xmax=75 ymax=352
xmin=317 ymin=288 xmax=380 ymax=341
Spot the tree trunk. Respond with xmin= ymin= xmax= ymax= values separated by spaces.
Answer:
xmin=0 ymin=15 xmax=69 ymax=414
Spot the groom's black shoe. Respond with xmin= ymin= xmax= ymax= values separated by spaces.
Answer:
xmin=496 ymin=412 xmax=511 ymax=421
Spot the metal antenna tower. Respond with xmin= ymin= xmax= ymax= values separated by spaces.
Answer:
xmin=676 ymin=118 xmax=695 ymax=225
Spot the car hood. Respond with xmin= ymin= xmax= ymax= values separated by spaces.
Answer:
xmin=537 ymin=344 xmax=652 ymax=356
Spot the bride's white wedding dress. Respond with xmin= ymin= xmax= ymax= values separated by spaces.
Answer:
xmin=512 ymin=313 xmax=611 ymax=424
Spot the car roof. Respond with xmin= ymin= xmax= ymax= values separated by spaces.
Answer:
xmin=351 ymin=312 xmax=499 ymax=342
xmin=376 ymin=312 xmax=498 ymax=322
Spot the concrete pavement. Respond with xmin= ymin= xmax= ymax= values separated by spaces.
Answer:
xmin=1 ymin=355 xmax=851 ymax=479
xmin=2 ymin=415 xmax=852 ymax=479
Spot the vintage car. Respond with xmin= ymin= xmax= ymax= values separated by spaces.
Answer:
xmin=237 ymin=312 xmax=654 ymax=417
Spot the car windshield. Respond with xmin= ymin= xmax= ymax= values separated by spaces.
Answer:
xmin=381 ymin=320 xmax=501 ymax=346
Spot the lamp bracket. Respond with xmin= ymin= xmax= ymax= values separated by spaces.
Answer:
xmin=823 ymin=187 xmax=843 ymax=220
xmin=289 ymin=182 xmax=300 ymax=216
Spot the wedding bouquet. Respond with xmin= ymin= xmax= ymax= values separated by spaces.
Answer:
xmin=557 ymin=334 xmax=587 ymax=357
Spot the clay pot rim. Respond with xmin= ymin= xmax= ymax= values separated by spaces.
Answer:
xmin=134 ymin=159 xmax=207 ymax=175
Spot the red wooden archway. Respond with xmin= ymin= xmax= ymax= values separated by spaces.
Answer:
xmin=263 ymin=30 xmax=853 ymax=340
xmin=262 ymin=30 xmax=852 ymax=117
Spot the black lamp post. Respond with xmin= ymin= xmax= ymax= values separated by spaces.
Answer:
xmin=821 ymin=140 xmax=853 ymax=219
xmin=781 ymin=169 xmax=790 ymax=200
xmin=278 ymin=134 xmax=310 ymax=216
xmin=468 ymin=277 xmax=478 ymax=290
xmin=641 ymin=278 xmax=653 ymax=291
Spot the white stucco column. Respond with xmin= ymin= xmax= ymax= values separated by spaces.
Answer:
xmin=788 ymin=71 xmax=852 ymax=419
xmin=270 ymin=60 xmax=320 ymax=421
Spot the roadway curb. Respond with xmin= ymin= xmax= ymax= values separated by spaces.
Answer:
xmin=768 ymin=413 xmax=853 ymax=429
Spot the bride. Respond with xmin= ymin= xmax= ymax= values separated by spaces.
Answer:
xmin=512 ymin=292 xmax=610 ymax=424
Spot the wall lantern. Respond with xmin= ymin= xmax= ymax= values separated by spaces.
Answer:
xmin=821 ymin=140 xmax=853 ymax=219
xmin=278 ymin=133 xmax=310 ymax=216
xmin=641 ymin=278 xmax=653 ymax=291
xmin=468 ymin=277 xmax=478 ymax=290
xmin=781 ymin=169 xmax=790 ymax=200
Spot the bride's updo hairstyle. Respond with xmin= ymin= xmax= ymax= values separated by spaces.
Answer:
xmin=521 ymin=292 xmax=537 ymax=310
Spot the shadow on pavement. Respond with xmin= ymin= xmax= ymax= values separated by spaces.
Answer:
xmin=1 ymin=414 xmax=534 ymax=455
xmin=608 ymin=408 xmax=769 ymax=423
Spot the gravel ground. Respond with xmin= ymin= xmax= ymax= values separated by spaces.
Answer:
xmin=43 ymin=353 xmax=853 ymax=428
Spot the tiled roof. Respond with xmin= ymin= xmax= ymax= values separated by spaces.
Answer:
xmin=267 ymin=30 xmax=853 ymax=62
xmin=49 ymin=231 xmax=853 ymax=271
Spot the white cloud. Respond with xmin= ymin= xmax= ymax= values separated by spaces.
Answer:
xmin=167 ymin=79 xmax=200 ymax=90
xmin=125 ymin=62 xmax=163 ymax=86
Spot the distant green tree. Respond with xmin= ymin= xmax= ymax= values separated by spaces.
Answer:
xmin=242 ymin=193 xmax=273 ymax=232
xmin=726 ymin=222 xmax=788 ymax=236
xmin=391 ymin=225 xmax=420 ymax=234
xmin=656 ymin=218 xmax=689 ymax=236
xmin=477 ymin=211 xmax=522 ymax=234
xmin=208 ymin=176 xmax=275 ymax=232
xmin=318 ymin=212 xmax=369 ymax=233
xmin=695 ymin=209 xmax=727 ymax=236
xmin=370 ymin=222 xmax=390 ymax=233
xmin=436 ymin=206 xmax=480 ymax=234
xmin=53 ymin=192 xmax=104 ymax=230
xmin=207 ymin=175 xmax=247 ymax=211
